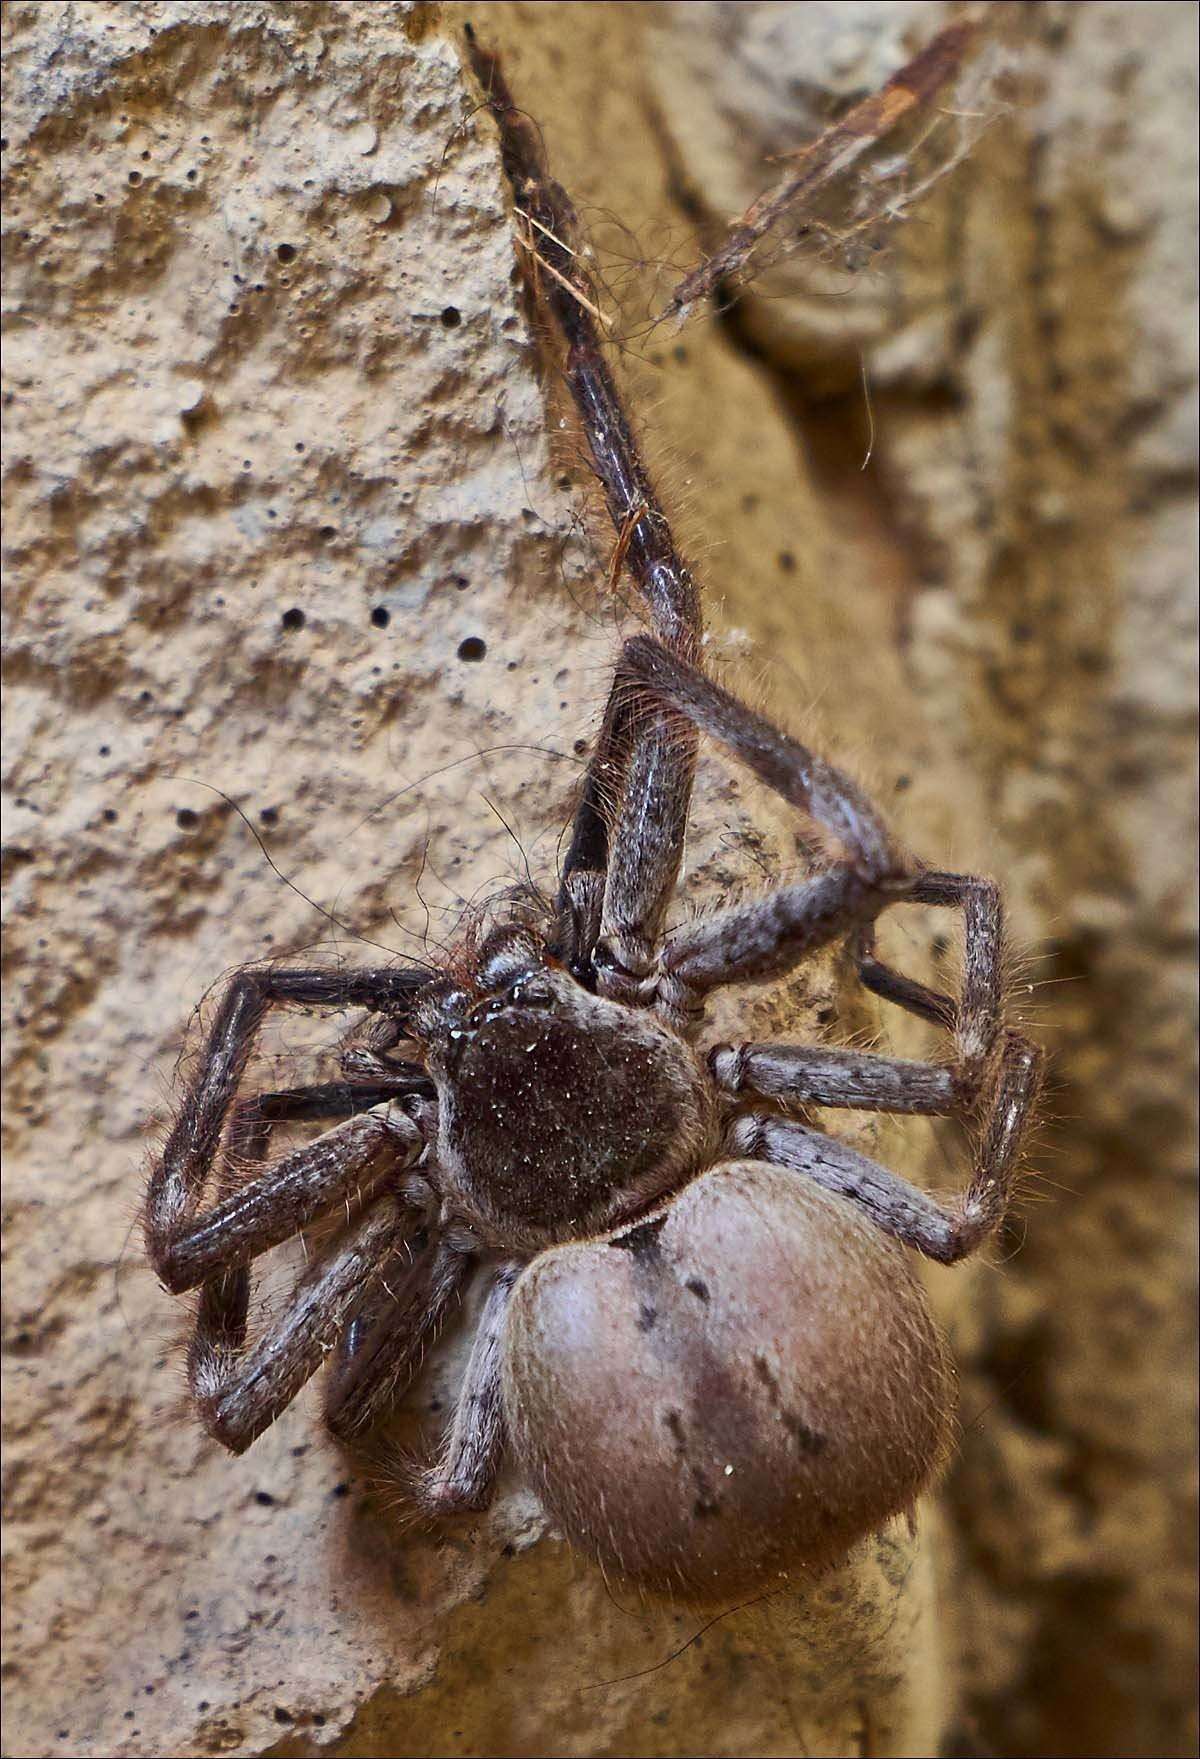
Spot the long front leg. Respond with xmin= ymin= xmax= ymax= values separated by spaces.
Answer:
xmin=728 ymin=1028 xmax=1042 ymax=1264
xmin=466 ymin=38 xmax=703 ymax=996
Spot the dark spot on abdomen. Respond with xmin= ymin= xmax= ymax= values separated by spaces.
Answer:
xmin=781 ymin=1413 xmax=827 ymax=1455
xmin=754 ymin=1353 xmax=827 ymax=1455
xmin=611 ymin=1213 xmax=667 ymax=1262
xmin=685 ymin=1276 xmax=710 ymax=1302
xmin=637 ymin=1304 xmax=658 ymax=1333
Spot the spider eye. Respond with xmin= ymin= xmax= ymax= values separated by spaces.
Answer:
xmin=508 ymin=976 xmax=553 ymax=1008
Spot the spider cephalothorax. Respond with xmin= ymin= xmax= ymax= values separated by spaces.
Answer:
xmin=411 ymin=924 xmax=718 ymax=1253
xmin=144 ymin=34 xmax=1043 ymax=1604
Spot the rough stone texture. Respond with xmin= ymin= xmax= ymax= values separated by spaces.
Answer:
xmin=2 ymin=4 xmax=1195 ymax=1758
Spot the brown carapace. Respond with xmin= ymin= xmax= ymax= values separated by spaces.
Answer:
xmin=144 ymin=31 xmax=1042 ymax=1604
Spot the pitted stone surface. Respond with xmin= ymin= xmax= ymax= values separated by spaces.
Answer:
xmin=3 ymin=4 xmax=1195 ymax=1757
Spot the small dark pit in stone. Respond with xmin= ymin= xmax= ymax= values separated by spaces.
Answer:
xmin=259 ymin=807 xmax=278 ymax=827
xmin=275 ymin=242 xmax=297 ymax=263
xmin=440 ymin=305 xmax=461 ymax=328
xmin=281 ymin=607 xmax=306 ymax=631
xmin=103 ymin=808 xmax=118 ymax=824
xmin=457 ymin=636 xmax=486 ymax=662
xmin=254 ymin=1490 xmax=275 ymax=1507
xmin=273 ymin=1707 xmax=293 ymax=1724
xmin=778 ymin=551 xmax=796 ymax=573
xmin=318 ymin=525 xmax=337 ymax=542
xmin=330 ymin=1481 xmax=350 ymax=1498
xmin=175 ymin=808 xmax=199 ymax=830
xmin=127 ymin=170 xmax=141 ymax=186
xmin=371 ymin=605 xmax=390 ymax=628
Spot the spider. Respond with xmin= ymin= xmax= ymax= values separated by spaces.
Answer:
xmin=144 ymin=33 xmax=1043 ymax=1604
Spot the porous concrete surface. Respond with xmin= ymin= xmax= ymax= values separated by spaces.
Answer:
xmin=2 ymin=4 xmax=1195 ymax=1757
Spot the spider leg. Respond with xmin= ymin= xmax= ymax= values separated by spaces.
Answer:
xmin=412 ymin=1262 xmax=521 ymax=1515
xmin=727 ymin=1026 xmax=1042 ymax=1263
xmin=711 ymin=1043 xmax=961 ymax=1115
xmin=467 ymin=38 xmax=703 ymax=999
xmin=616 ymin=635 xmax=913 ymax=1024
xmin=145 ymin=963 xmax=428 ymax=1274
xmin=152 ymin=1102 xmax=427 ymax=1294
xmin=191 ymin=1195 xmax=418 ymax=1453
xmin=322 ymin=1225 xmax=475 ymax=1441
xmin=193 ymin=1077 xmax=432 ymax=1372
xmin=855 ymin=869 xmax=1005 ymax=1082
xmin=710 ymin=864 xmax=1015 ymax=1113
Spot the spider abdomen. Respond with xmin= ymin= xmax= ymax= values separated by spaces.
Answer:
xmin=502 ymin=1160 xmax=955 ymax=1601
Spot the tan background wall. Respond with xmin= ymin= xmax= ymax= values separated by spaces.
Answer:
xmin=3 ymin=3 xmax=1196 ymax=1756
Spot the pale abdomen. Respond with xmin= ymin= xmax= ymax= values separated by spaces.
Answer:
xmin=502 ymin=1160 xmax=954 ymax=1601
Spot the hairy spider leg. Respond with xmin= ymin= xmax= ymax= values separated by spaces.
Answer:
xmin=193 ymin=1196 xmax=419 ymax=1454
xmin=194 ymin=1077 xmax=433 ymax=1373
xmin=727 ymin=1027 xmax=1041 ymax=1264
xmin=710 ymin=858 xmax=1042 ymax=1259
xmin=608 ymin=634 xmax=910 ymax=1027
xmin=322 ymin=1230 xmax=475 ymax=1441
xmin=146 ymin=963 xmax=428 ymax=1275
xmin=711 ymin=1043 xmax=961 ymax=1115
xmin=152 ymin=1094 xmax=425 ymax=1297
xmin=409 ymin=1262 xmax=521 ymax=1514
xmin=145 ymin=965 xmax=433 ymax=1449
xmin=466 ymin=33 xmax=703 ymax=998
